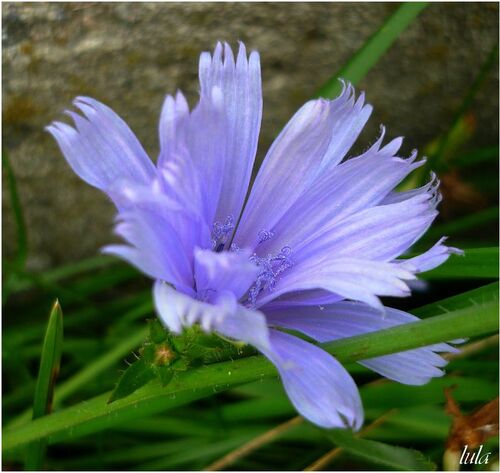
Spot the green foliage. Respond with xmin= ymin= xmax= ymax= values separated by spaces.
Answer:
xmin=324 ymin=428 xmax=436 ymax=470
xmin=3 ymin=295 xmax=498 ymax=454
xmin=316 ymin=3 xmax=428 ymax=98
xmin=421 ymin=247 xmax=498 ymax=280
xmin=25 ymin=300 xmax=63 ymax=470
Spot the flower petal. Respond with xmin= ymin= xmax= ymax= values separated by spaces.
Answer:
xmin=398 ymin=237 xmax=464 ymax=273
xmin=154 ymin=281 xmax=232 ymax=333
xmin=236 ymin=85 xmax=372 ymax=249
xmin=210 ymin=43 xmax=263 ymax=225
xmin=103 ymin=200 xmax=200 ymax=289
xmin=293 ymin=194 xmax=438 ymax=268
xmin=257 ymin=258 xmax=416 ymax=310
xmin=258 ymin=135 xmax=424 ymax=256
xmin=47 ymin=97 xmax=156 ymax=195
xmin=158 ymin=91 xmax=190 ymax=167
xmin=260 ymin=329 xmax=364 ymax=430
xmin=215 ymin=301 xmax=271 ymax=351
xmin=154 ymin=282 xmax=270 ymax=351
xmin=160 ymin=43 xmax=263 ymax=227
xmin=265 ymin=301 xmax=458 ymax=385
xmin=194 ymin=247 xmax=259 ymax=302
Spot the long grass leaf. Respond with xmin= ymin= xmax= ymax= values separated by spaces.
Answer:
xmin=323 ymin=428 xmax=436 ymax=470
xmin=421 ymin=42 xmax=499 ymax=177
xmin=316 ymin=3 xmax=428 ymax=98
xmin=421 ymin=247 xmax=498 ymax=280
xmin=424 ymin=207 xmax=498 ymax=241
xmin=2 ymin=150 xmax=28 ymax=302
xmin=24 ymin=300 xmax=63 ymax=470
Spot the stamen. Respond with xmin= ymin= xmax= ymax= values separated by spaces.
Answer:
xmin=257 ymin=229 xmax=274 ymax=244
xmin=247 ymin=246 xmax=293 ymax=306
xmin=211 ymin=215 xmax=235 ymax=252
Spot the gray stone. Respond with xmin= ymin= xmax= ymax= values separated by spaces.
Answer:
xmin=2 ymin=2 xmax=498 ymax=270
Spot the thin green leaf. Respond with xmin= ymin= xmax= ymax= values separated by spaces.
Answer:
xmin=25 ymin=300 xmax=63 ymax=470
xmin=361 ymin=377 xmax=497 ymax=410
xmin=365 ymin=406 xmax=450 ymax=442
xmin=420 ymin=247 xmax=498 ymax=280
xmin=413 ymin=281 xmax=498 ymax=318
xmin=316 ymin=3 xmax=428 ymax=98
xmin=7 ymin=255 xmax=118 ymax=294
xmin=424 ymin=207 xmax=498 ymax=241
xmin=324 ymin=428 xmax=436 ymax=470
xmin=2 ymin=150 xmax=28 ymax=302
xmin=108 ymin=357 xmax=156 ymax=404
xmin=453 ymin=145 xmax=499 ymax=169
xmin=3 ymin=299 xmax=498 ymax=453
xmin=421 ymin=42 xmax=499 ymax=178
xmin=7 ymin=326 xmax=148 ymax=429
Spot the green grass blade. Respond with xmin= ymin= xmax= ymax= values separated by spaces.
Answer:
xmin=316 ymin=2 xmax=428 ymax=98
xmin=420 ymin=247 xmax=498 ymax=280
xmin=412 ymin=281 xmax=498 ymax=318
xmin=2 ymin=150 xmax=28 ymax=301
xmin=453 ymin=146 xmax=499 ymax=169
xmin=424 ymin=207 xmax=498 ymax=241
xmin=24 ymin=300 xmax=63 ymax=470
xmin=421 ymin=42 xmax=499 ymax=177
xmin=7 ymin=326 xmax=148 ymax=429
xmin=7 ymin=255 xmax=118 ymax=294
xmin=3 ymin=299 xmax=498 ymax=453
xmin=324 ymin=428 xmax=436 ymax=470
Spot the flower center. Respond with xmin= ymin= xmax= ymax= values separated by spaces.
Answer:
xmin=210 ymin=217 xmax=294 ymax=306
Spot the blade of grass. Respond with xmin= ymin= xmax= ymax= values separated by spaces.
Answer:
xmin=364 ymin=406 xmax=450 ymax=442
xmin=3 ymin=298 xmax=498 ymax=453
xmin=424 ymin=207 xmax=498 ymax=241
xmin=316 ymin=3 xmax=428 ymax=98
xmin=420 ymin=247 xmax=498 ymax=280
xmin=4 ymin=290 xmax=150 ymax=348
xmin=2 ymin=150 xmax=28 ymax=302
xmin=7 ymin=325 xmax=149 ymax=429
xmin=423 ymin=42 xmax=499 ymax=175
xmin=305 ymin=410 xmax=398 ymax=471
xmin=321 ymin=425 xmax=436 ymax=471
xmin=412 ymin=281 xmax=498 ymax=318
xmin=6 ymin=255 xmax=118 ymax=294
xmin=24 ymin=300 xmax=63 ymax=471
xmin=205 ymin=416 xmax=304 ymax=471
xmin=137 ymin=432 xmax=266 ymax=470
xmin=453 ymin=145 xmax=499 ymax=169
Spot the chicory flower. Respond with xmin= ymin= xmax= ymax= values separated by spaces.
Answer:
xmin=47 ymin=42 xmax=461 ymax=430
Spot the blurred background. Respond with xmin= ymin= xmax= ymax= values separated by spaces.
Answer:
xmin=2 ymin=2 xmax=499 ymax=270
xmin=2 ymin=3 xmax=499 ymax=471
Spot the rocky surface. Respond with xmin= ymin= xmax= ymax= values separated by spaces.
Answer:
xmin=2 ymin=2 xmax=498 ymax=269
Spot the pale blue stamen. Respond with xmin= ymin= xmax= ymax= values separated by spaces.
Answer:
xmin=211 ymin=215 xmax=235 ymax=252
xmin=247 ymin=245 xmax=293 ymax=306
xmin=257 ymin=229 xmax=274 ymax=244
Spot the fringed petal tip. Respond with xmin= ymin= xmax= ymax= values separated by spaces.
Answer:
xmin=202 ymin=41 xmax=258 ymax=68
xmin=400 ymin=237 xmax=464 ymax=274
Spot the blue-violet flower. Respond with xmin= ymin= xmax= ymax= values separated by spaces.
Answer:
xmin=48 ymin=42 xmax=462 ymax=430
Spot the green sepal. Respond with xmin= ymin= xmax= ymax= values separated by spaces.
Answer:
xmin=141 ymin=342 xmax=156 ymax=364
xmin=170 ymin=358 xmax=188 ymax=372
xmin=108 ymin=357 xmax=156 ymax=404
xmin=153 ymin=365 xmax=174 ymax=387
xmin=147 ymin=318 xmax=168 ymax=344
